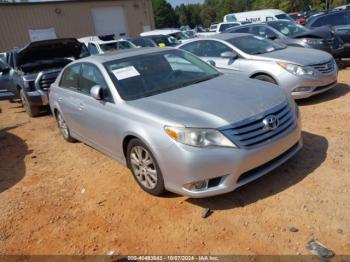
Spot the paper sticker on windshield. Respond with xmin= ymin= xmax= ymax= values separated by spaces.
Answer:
xmin=112 ymin=66 xmax=140 ymax=80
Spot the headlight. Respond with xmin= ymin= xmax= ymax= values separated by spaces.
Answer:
xmin=164 ymin=126 xmax=237 ymax=148
xmin=277 ymin=62 xmax=315 ymax=76
xmin=302 ymin=38 xmax=324 ymax=45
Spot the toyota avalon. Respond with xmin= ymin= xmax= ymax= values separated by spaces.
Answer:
xmin=49 ymin=48 xmax=302 ymax=197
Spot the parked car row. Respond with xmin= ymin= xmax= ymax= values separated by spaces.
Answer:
xmin=0 ymin=8 xmax=346 ymax=198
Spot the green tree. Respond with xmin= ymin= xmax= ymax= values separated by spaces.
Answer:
xmin=152 ymin=0 xmax=178 ymax=28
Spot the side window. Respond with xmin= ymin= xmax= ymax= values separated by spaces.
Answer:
xmin=60 ymin=64 xmax=81 ymax=90
xmin=233 ymin=27 xmax=250 ymax=33
xmin=266 ymin=16 xmax=274 ymax=21
xmin=80 ymin=64 xmax=106 ymax=95
xmin=325 ymin=13 xmax=346 ymax=26
xmin=202 ymin=41 xmax=232 ymax=57
xmin=346 ymin=11 xmax=350 ymax=24
xmin=252 ymin=26 xmax=277 ymax=38
xmin=181 ymin=42 xmax=202 ymax=56
xmin=88 ymin=43 xmax=98 ymax=55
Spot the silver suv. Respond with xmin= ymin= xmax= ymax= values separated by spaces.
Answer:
xmin=50 ymin=48 xmax=302 ymax=198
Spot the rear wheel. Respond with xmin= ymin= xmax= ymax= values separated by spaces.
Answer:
xmin=20 ymin=89 xmax=40 ymax=117
xmin=253 ymin=75 xmax=276 ymax=84
xmin=127 ymin=139 xmax=166 ymax=196
xmin=56 ymin=111 xmax=76 ymax=142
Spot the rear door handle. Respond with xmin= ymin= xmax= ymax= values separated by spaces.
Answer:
xmin=78 ymin=103 xmax=84 ymax=111
xmin=58 ymin=97 xmax=63 ymax=102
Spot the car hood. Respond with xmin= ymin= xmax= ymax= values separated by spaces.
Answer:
xmin=128 ymin=74 xmax=288 ymax=128
xmin=292 ymin=25 xmax=333 ymax=39
xmin=256 ymin=46 xmax=332 ymax=66
xmin=16 ymin=38 xmax=85 ymax=66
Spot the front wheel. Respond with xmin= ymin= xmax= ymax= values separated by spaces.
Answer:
xmin=127 ymin=139 xmax=166 ymax=196
xmin=20 ymin=89 xmax=40 ymax=117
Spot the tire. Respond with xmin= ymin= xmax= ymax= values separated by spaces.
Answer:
xmin=253 ymin=75 xmax=277 ymax=84
xmin=55 ymin=111 xmax=76 ymax=143
xmin=20 ymin=89 xmax=40 ymax=117
xmin=126 ymin=138 xmax=166 ymax=196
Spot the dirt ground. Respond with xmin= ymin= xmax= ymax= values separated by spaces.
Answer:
xmin=0 ymin=69 xmax=349 ymax=257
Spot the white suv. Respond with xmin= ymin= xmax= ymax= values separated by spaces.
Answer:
xmin=79 ymin=36 xmax=136 ymax=55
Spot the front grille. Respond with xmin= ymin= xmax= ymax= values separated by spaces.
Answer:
xmin=312 ymin=60 xmax=335 ymax=74
xmin=36 ymin=71 xmax=59 ymax=91
xmin=221 ymin=102 xmax=295 ymax=148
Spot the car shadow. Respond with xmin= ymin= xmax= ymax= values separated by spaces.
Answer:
xmin=296 ymin=83 xmax=350 ymax=106
xmin=0 ymin=125 xmax=31 ymax=194
xmin=187 ymin=131 xmax=328 ymax=210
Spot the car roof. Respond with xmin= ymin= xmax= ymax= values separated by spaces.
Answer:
xmin=77 ymin=47 xmax=175 ymax=64
xmin=210 ymin=33 xmax=252 ymax=41
xmin=140 ymin=29 xmax=181 ymax=36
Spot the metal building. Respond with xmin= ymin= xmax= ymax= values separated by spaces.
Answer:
xmin=0 ymin=0 xmax=155 ymax=51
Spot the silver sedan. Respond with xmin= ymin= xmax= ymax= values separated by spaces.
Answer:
xmin=177 ymin=33 xmax=338 ymax=99
xmin=50 ymin=48 xmax=301 ymax=198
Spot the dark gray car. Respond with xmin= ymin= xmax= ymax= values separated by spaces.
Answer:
xmin=225 ymin=20 xmax=344 ymax=57
xmin=0 ymin=59 xmax=15 ymax=100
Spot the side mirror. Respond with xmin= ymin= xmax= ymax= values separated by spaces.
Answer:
xmin=220 ymin=51 xmax=238 ymax=59
xmin=90 ymin=85 xmax=104 ymax=100
xmin=207 ymin=60 xmax=216 ymax=67
xmin=266 ymin=34 xmax=277 ymax=40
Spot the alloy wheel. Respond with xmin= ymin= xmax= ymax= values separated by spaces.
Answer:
xmin=130 ymin=146 xmax=158 ymax=189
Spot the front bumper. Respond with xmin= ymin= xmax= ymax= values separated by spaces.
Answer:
xmin=26 ymin=89 xmax=49 ymax=106
xmin=280 ymin=69 xmax=338 ymax=99
xmin=159 ymin=117 xmax=302 ymax=198
xmin=292 ymin=81 xmax=337 ymax=99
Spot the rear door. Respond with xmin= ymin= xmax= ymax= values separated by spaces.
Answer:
xmin=56 ymin=64 xmax=82 ymax=134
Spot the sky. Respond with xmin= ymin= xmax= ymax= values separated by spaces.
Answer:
xmin=25 ymin=0 xmax=205 ymax=7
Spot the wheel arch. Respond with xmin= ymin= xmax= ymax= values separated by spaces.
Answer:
xmin=250 ymin=72 xmax=278 ymax=85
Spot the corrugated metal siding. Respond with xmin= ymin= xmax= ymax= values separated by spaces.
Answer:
xmin=0 ymin=0 xmax=154 ymax=51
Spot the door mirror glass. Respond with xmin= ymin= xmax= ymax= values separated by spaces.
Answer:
xmin=220 ymin=51 xmax=238 ymax=59
xmin=90 ymin=85 xmax=104 ymax=100
xmin=207 ymin=60 xmax=216 ymax=67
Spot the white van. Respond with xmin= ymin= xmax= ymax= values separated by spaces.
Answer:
xmin=223 ymin=9 xmax=293 ymax=23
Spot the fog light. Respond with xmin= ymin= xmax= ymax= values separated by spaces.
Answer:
xmin=293 ymin=86 xmax=313 ymax=92
xmin=183 ymin=180 xmax=208 ymax=191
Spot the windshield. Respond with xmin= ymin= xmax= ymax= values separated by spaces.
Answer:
xmin=227 ymin=35 xmax=286 ymax=55
xmin=100 ymin=41 xmax=134 ymax=52
xmin=104 ymin=49 xmax=220 ymax=101
xmin=268 ymin=20 xmax=309 ymax=37
xmin=275 ymin=14 xmax=294 ymax=22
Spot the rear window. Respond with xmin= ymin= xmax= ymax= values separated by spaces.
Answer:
xmin=275 ymin=14 xmax=294 ymax=22
xmin=311 ymin=12 xmax=348 ymax=27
